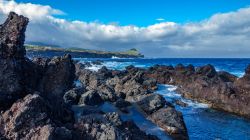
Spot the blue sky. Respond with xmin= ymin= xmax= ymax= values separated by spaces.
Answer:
xmin=16 ymin=0 xmax=250 ymax=26
xmin=1 ymin=0 xmax=250 ymax=57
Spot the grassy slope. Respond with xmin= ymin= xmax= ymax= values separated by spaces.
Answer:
xmin=25 ymin=45 xmax=143 ymax=57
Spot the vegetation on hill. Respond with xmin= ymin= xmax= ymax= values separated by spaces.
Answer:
xmin=25 ymin=44 xmax=144 ymax=58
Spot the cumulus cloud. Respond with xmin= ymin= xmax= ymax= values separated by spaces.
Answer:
xmin=0 ymin=0 xmax=250 ymax=57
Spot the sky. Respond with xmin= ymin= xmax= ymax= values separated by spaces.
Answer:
xmin=1 ymin=0 xmax=250 ymax=57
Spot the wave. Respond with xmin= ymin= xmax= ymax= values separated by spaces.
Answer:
xmin=156 ymin=84 xmax=210 ymax=109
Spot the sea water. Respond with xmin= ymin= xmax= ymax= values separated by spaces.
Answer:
xmin=76 ymin=58 xmax=250 ymax=140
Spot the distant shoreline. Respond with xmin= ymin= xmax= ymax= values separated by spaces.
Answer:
xmin=25 ymin=44 xmax=144 ymax=58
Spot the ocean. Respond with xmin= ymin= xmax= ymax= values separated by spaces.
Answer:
xmin=75 ymin=58 xmax=250 ymax=140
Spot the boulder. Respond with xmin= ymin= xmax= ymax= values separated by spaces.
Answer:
xmin=218 ymin=71 xmax=237 ymax=82
xmin=74 ymin=113 xmax=158 ymax=140
xmin=79 ymin=90 xmax=103 ymax=106
xmin=149 ymin=108 xmax=188 ymax=140
xmin=174 ymin=100 xmax=188 ymax=107
xmin=195 ymin=64 xmax=217 ymax=78
xmin=114 ymin=99 xmax=131 ymax=113
xmin=64 ymin=87 xmax=86 ymax=105
xmin=97 ymin=66 xmax=113 ymax=79
xmin=39 ymin=54 xmax=75 ymax=98
xmin=97 ymin=84 xmax=117 ymax=102
xmin=136 ymin=94 xmax=166 ymax=114
xmin=0 ymin=94 xmax=51 ymax=139
xmin=0 ymin=94 xmax=75 ymax=140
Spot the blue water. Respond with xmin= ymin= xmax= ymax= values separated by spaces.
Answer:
xmin=75 ymin=58 xmax=250 ymax=77
xmin=157 ymin=85 xmax=250 ymax=140
xmin=76 ymin=58 xmax=250 ymax=140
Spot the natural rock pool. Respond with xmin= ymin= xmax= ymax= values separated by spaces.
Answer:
xmin=157 ymin=84 xmax=250 ymax=140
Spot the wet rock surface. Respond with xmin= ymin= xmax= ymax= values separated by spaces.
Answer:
xmin=145 ymin=64 xmax=250 ymax=118
xmin=75 ymin=64 xmax=189 ymax=139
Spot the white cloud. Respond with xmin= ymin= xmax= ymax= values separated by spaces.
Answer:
xmin=0 ymin=0 xmax=250 ymax=57
xmin=0 ymin=0 xmax=64 ymax=21
xmin=156 ymin=18 xmax=165 ymax=21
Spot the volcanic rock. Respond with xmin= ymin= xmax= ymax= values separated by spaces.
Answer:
xmin=150 ymin=107 xmax=188 ymax=140
xmin=0 ymin=12 xmax=30 ymax=110
xmin=0 ymin=12 xmax=28 ymax=59
xmin=64 ymin=87 xmax=86 ymax=105
xmin=78 ymin=90 xmax=103 ymax=106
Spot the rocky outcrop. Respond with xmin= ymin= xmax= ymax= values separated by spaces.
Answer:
xmin=0 ymin=94 xmax=73 ymax=140
xmin=0 ymin=12 xmax=164 ymax=140
xmin=149 ymin=107 xmax=187 ymax=140
xmin=0 ymin=12 xmax=28 ymax=59
xmin=38 ymin=54 xmax=75 ymax=98
xmin=145 ymin=64 xmax=250 ymax=118
xmin=0 ymin=12 xmax=75 ymax=139
xmin=74 ymin=112 xmax=158 ymax=140
xmin=64 ymin=87 xmax=85 ymax=105
xmin=75 ymin=64 xmax=189 ymax=139
xmin=0 ymin=12 xmax=30 ymax=110
xmin=78 ymin=90 xmax=104 ymax=106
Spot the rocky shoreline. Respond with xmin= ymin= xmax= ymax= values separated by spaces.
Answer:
xmin=145 ymin=64 xmax=250 ymax=119
xmin=0 ymin=12 xmax=249 ymax=140
xmin=0 ymin=12 xmax=187 ymax=140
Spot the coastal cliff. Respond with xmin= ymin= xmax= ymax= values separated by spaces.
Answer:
xmin=26 ymin=45 xmax=144 ymax=58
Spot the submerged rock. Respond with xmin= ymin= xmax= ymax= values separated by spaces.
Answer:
xmin=174 ymin=100 xmax=188 ymax=107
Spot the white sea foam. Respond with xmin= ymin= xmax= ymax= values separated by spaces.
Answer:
xmin=232 ymin=71 xmax=245 ymax=78
xmin=156 ymin=84 xmax=209 ymax=109
xmin=111 ymin=56 xmax=120 ymax=59
xmin=167 ymin=85 xmax=177 ymax=92
xmin=181 ymin=99 xmax=210 ymax=108
xmin=85 ymin=64 xmax=103 ymax=71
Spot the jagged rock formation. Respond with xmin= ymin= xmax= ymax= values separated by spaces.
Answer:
xmin=4 ymin=11 xmax=250 ymax=140
xmin=0 ymin=94 xmax=72 ymax=140
xmin=75 ymin=64 xmax=189 ymax=139
xmin=0 ymin=12 xmax=167 ymax=140
xmin=0 ymin=12 xmax=30 ymax=110
xmin=145 ymin=64 xmax=250 ymax=118
xmin=0 ymin=12 xmax=28 ymax=58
